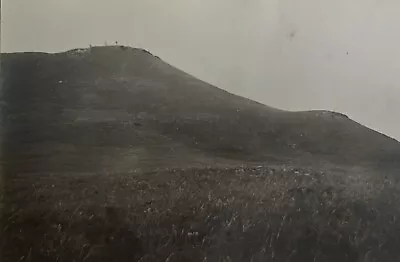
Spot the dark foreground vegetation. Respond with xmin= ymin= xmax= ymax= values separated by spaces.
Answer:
xmin=3 ymin=165 xmax=400 ymax=261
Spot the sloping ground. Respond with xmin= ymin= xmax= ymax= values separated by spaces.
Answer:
xmin=1 ymin=46 xmax=400 ymax=262
xmin=1 ymin=46 xmax=400 ymax=174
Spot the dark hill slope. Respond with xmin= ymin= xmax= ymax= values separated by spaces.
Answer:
xmin=3 ymin=47 xmax=400 ymax=262
xmin=1 ymin=46 xmax=399 ymax=173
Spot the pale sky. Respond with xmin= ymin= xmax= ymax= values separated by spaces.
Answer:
xmin=2 ymin=0 xmax=400 ymax=140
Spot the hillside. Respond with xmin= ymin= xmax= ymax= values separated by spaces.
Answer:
xmin=2 ymin=46 xmax=400 ymax=262
xmin=1 ymin=46 xmax=400 ymax=174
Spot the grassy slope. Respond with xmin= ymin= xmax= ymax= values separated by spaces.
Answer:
xmin=1 ymin=46 xmax=400 ymax=171
xmin=1 ymin=46 xmax=400 ymax=261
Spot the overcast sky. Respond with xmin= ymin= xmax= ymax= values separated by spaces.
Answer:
xmin=2 ymin=0 xmax=400 ymax=140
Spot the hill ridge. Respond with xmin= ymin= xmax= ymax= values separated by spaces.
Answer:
xmin=1 ymin=45 xmax=400 ymax=172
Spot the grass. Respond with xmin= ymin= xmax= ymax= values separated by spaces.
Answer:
xmin=2 ymin=46 xmax=400 ymax=261
xmin=2 ymin=165 xmax=400 ymax=262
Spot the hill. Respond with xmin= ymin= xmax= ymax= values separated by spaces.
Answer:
xmin=1 ymin=46 xmax=400 ymax=262
xmin=1 ymin=46 xmax=400 ymax=174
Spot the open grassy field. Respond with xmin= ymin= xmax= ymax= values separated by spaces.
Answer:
xmin=3 ymin=165 xmax=400 ymax=262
